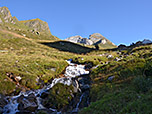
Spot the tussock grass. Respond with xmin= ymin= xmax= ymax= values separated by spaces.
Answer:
xmin=80 ymin=44 xmax=152 ymax=114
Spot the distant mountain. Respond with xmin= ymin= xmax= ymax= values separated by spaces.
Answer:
xmin=65 ymin=33 xmax=117 ymax=49
xmin=65 ymin=35 xmax=93 ymax=45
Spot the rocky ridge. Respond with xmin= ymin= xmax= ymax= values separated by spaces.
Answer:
xmin=0 ymin=6 xmax=51 ymax=35
xmin=0 ymin=7 xmax=18 ymax=24
xmin=20 ymin=18 xmax=51 ymax=34
xmin=65 ymin=33 xmax=117 ymax=48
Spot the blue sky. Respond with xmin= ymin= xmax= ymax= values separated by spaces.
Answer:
xmin=0 ymin=0 xmax=152 ymax=45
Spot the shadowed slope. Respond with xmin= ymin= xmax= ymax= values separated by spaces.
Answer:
xmin=41 ymin=41 xmax=95 ymax=54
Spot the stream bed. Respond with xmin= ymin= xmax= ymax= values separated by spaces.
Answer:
xmin=2 ymin=59 xmax=91 ymax=114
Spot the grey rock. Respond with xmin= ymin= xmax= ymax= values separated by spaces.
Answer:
xmin=65 ymin=35 xmax=83 ymax=44
xmin=21 ymin=18 xmax=51 ymax=33
xmin=0 ymin=107 xmax=3 ymax=114
xmin=17 ymin=95 xmax=24 ymax=103
xmin=0 ymin=94 xmax=7 ymax=107
xmin=81 ymin=84 xmax=90 ymax=90
xmin=18 ymin=93 xmax=38 ymax=112
xmin=0 ymin=18 xmax=2 ymax=23
xmin=114 ymin=57 xmax=121 ymax=61
xmin=107 ymin=55 xmax=113 ymax=58
xmin=65 ymin=35 xmax=93 ymax=45
xmin=0 ymin=7 xmax=11 ymax=20
xmin=65 ymin=33 xmax=114 ymax=46
xmin=50 ymin=68 xmax=56 ymax=72
xmin=16 ymin=110 xmax=33 ymax=114
xmin=142 ymin=39 xmax=152 ymax=44
xmin=18 ymin=99 xmax=38 ymax=112
xmin=108 ymin=76 xmax=115 ymax=81
xmin=0 ymin=7 xmax=17 ymax=24
xmin=89 ymin=33 xmax=106 ymax=44
xmin=21 ymin=33 xmax=26 ymax=37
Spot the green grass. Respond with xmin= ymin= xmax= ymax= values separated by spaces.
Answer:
xmin=80 ymin=86 xmax=152 ymax=114
xmin=1 ymin=23 xmax=109 ymax=94
xmin=79 ymin=44 xmax=152 ymax=114
xmin=0 ymin=29 xmax=76 ymax=94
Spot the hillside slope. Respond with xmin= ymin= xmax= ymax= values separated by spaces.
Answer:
xmin=78 ymin=44 xmax=152 ymax=114
xmin=0 ymin=6 xmax=59 ymax=41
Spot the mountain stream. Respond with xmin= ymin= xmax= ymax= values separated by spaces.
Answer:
xmin=2 ymin=59 xmax=91 ymax=114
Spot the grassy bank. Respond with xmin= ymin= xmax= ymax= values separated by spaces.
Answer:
xmin=80 ymin=44 xmax=152 ymax=114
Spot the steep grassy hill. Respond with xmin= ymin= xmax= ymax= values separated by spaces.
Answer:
xmin=0 ymin=6 xmax=59 ymax=41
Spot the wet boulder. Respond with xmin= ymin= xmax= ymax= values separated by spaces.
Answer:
xmin=0 ymin=94 xmax=7 ymax=107
xmin=80 ymin=84 xmax=90 ymax=91
xmin=40 ymin=91 xmax=49 ymax=99
xmin=16 ymin=110 xmax=33 ymax=114
xmin=18 ymin=93 xmax=38 ymax=112
xmin=42 ymin=83 xmax=74 ymax=110
xmin=108 ymin=76 xmax=115 ymax=81
xmin=0 ymin=107 xmax=3 ymax=114
xmin=17 ymin=95 xmax=24 ymax=103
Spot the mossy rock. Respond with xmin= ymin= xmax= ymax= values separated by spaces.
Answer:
xmin=42 ymin=83 xmax=74 ymax=110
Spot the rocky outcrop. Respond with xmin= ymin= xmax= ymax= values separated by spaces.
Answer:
xmin=0 ymin=94 xmax=7 ymax=107
xmin=0 ymin=7 xmax=18 ymax=24
xmin=18 ymin=93 xmax=38 ymax=112
xmin=89 ymin=33 xmax=106 ymax=44
xmin=0 ymin=6 xmax=53 ymax=37
xmin=0 ymin=18 xmax=2 ymax=23
xmin=65 ymin=35 xmax=93 ymax=45
xmin=20 ymin=18 xmax=51 ymax=34
xmin=65 ymin=35 xmax=83 ymax=43
xmin=131 ymin=39 xmax=152 ymax=47
xmin=65 ymin=33 xmax=117 ymax=47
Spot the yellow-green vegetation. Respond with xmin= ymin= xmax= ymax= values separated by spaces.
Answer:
xmin=79 ymin=44 xmax=152 ymax=114
xmin=0 ymin=29 xmax=75 ymax=94
xmin=0 ymin=23 xmax=108 ymax=95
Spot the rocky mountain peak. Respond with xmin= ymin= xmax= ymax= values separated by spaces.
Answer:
xmin=20 ymin=18 xmax=51 ymax=34
xmin=65 ymin=35 xmax=93 ymax=45
xmin=0 ymin=6 xmax=18 ymax=24
xmin=89 ymin=33 xmax=105 ymax=39
xmin=0 ymin=7 xmax=11 ymax=19
xmin=142 ymin=39 xmax=152 ymax=44
xmin=89 ymin=33 xmax=106 ymax=44
xmin=65 ymin=33 xmax=117 ymax=48
xmin=65 ymin=35 xmax=83 ymax=43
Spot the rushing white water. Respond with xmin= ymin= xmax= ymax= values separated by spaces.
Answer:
xmin=65 ymin=60 xmax=89 ymax=77
xmin=3 ymin=59 xmax=90 ymax=114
